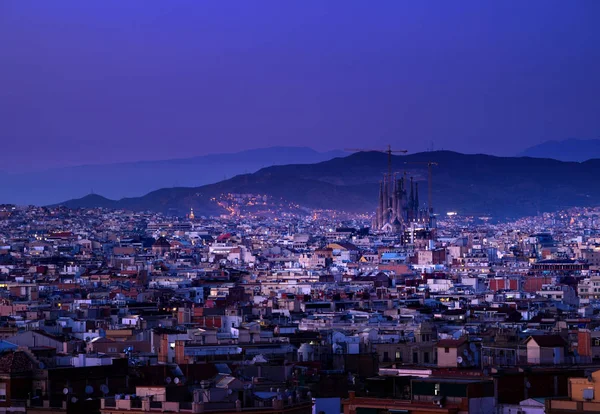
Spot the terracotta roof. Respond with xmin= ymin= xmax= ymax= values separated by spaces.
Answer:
xmin=524 ymin=335 xmax=566 ymax=348
xmin=0 ymin=351 xmax=34 ymax=374
xmin=436 ymin=337 xmax=467 ymax=348
xmin=217 ymin=233 xmax=232 ymax=242
xmin=329 ymin=242 xmax=359 ymax=251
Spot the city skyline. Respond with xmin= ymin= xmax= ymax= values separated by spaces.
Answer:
xmin=2 ymin=3 xmax=600 ymax=413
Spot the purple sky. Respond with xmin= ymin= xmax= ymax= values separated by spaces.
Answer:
xmin=1 ymin=1 xmax=600 ymax=172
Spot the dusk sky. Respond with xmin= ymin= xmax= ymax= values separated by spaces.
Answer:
xmin=1 ymin=1 xmax=600 ymax=172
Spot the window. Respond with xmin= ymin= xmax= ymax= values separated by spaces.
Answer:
xmin=108 ymin=347 xmax=117 ymax=353
xmin=444 ymin=347 xmax=450 ymax=353
xmin=395 ymin=351 xmax=402 ymax=361
xmin=383 ymin=352 xmax=389 ymax=362
xmin=413 ymin=352 xmax=418 ymax=364
xmin=0 ymin=383 xmax=6 ymax=401
xmin=424 ymin=352 xmax=430 ymax=363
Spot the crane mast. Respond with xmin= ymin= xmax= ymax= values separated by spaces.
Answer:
xmin=344 ymin=145 xmax=408 ymax=188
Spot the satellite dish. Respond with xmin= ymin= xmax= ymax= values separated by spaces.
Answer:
xmin=115 ymin=394 xmax=121 ymax=400
xmin=174 ymin=378 xmax=180 ymax=384
xmin=85 ymin=385 xmax=94 ymax=394
xmin=166 ymin=377 xmax=172 ymax=384
xmin=100 ymin=385 xmax=109 ymax=395
xmin=63 ymin=388 xmax=70 ymax=395
xmin=463 ymin=349 xmax=469 ymax=356
xmin=125 ymin=395 xmax=131 ymax=400
xmin=525 ymin=381 xmax=531 ymax=389
xmin=457 ymin=356 xmax=463 ymax=364
xmin=38 ymin=362 xmax=45 ymax=369
xmin=71 ymin=397 xmax=78 ymax=403
xmin=469 ymin=343 xmax=477 ymax=352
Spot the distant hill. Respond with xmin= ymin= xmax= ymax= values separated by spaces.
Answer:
xmin=58 ymin=194 xmax=117 ymax=209
xmin=519 ymin=138 xmax=600 ymax=162
xmin=0 ymin=146 xmax=344 ymax=205
xmin=56 ymin=151 xmax=600 ymax=219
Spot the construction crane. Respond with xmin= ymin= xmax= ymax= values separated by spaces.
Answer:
xmin=345 ymin=144 xmax=408 ymax=179
xmin=404 ymin=161 xmax=438 ymax=218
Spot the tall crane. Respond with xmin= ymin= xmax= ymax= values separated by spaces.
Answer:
xmin=404 ymin=161 xmax=438 ymax=218
xmin=345 ymin=144 xmax=408 ymax=179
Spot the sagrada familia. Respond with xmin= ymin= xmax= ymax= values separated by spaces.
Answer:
xmin=372 ymin=174 xmax=429 ymax=233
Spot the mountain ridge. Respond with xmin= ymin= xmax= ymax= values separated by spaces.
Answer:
xmin=518 ymin=138 xmax=600 ymax=162
xmin=0 ymin=146 xmax=345 ymax=206
xmin=55 ymin=150 xmax=600 ymax=219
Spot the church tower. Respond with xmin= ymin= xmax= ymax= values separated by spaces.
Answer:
xmin=372 ymin=171 xmax=430 ymax=235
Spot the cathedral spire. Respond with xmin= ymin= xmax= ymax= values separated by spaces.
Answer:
xmin=377 ymin=180 xmax=384 ymax=229
xmin=414 ymin=182 xmax=419 ymax=211
xmin=384 ymin=174 xmax=391 ymax=223
xmin=391 ymin=176 xmax=397 ymax=221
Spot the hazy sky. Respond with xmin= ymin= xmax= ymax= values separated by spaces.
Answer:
xmin=1 ymin=1 xmax=600 ymax=171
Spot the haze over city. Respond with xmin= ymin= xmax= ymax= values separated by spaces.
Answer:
xmin=2 ymin=1 xmax=600 ymax=171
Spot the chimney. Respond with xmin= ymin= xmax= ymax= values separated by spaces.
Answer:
xmin=175 ymin=340 xmax=186 ymax=364
xmin=79 ymin=353 xmax=86 ymax=367
xmin=578 ymin=329 xmax=592 ymax=359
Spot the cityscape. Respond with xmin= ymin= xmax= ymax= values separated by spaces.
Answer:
xmin=2 ymin=2 xmax=600 ymax=414
xmin=0 ymin=181 xmax=600 ymax=414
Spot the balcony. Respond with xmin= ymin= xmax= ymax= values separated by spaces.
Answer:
xmin=100 ymin=397 xmax=312 ymax=413
xmin=100 ymin=398 xmax=196 ymax=412
xmin=27 ymin=398 xmax=66 ymax=410
xmin=546 ymin=398 xmax=600 ymax=413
